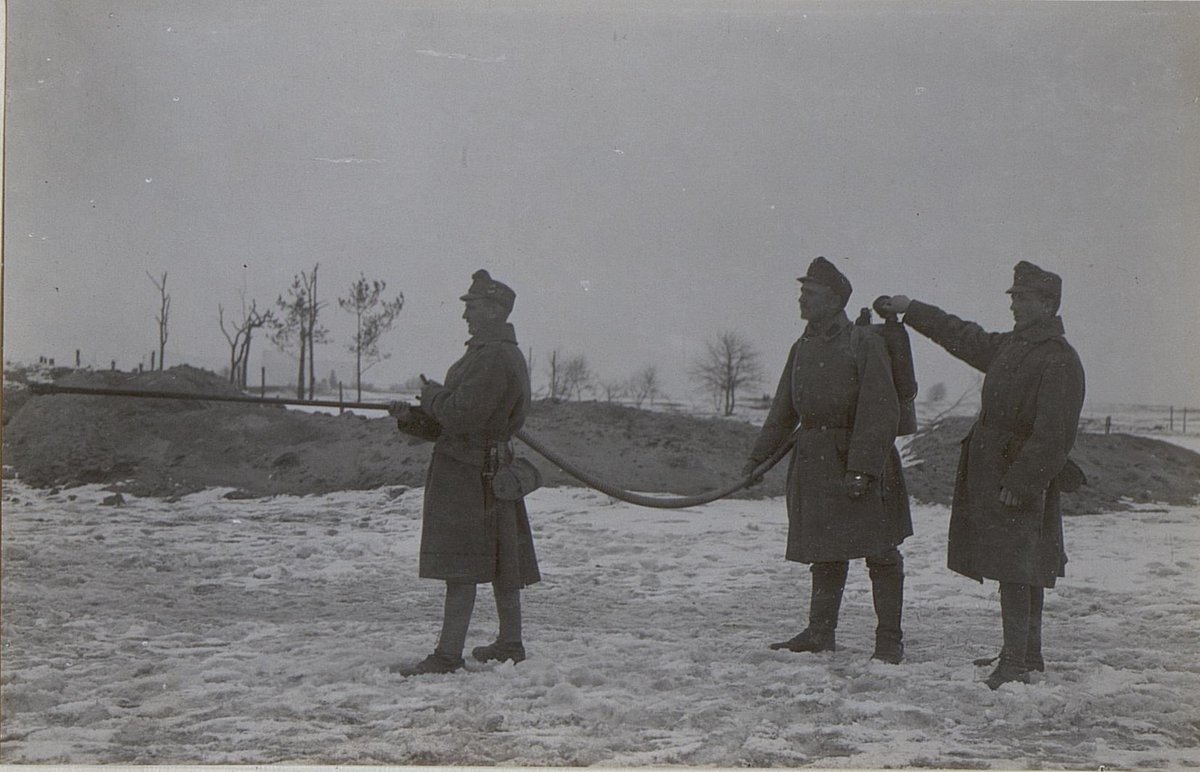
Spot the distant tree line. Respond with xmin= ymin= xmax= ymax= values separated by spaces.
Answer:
xmin=141 ymin=261 xmax=405 ymax=399
xmin=146 ymin=265 xmax=774 ymax=412
xmin=535 ymin=329 xmax=766 ymax=417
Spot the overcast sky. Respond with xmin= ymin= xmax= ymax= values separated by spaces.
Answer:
xmin=5 ymin=1 xmax=1199 ymax=409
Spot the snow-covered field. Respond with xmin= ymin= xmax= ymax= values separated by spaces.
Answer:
xmin=2 ymin=477 xmax=1198 ymax=767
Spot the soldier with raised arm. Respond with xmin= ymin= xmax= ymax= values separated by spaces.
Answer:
xmin=876 ymin=260 xmax=1085 ymax=689
xmin=743 ymin=257 xmax=912 ymax=664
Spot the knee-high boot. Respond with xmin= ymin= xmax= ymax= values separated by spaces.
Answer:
xmin=769 ymin=561 xmax=847 ymax=653
xmin=868 ymin=550 xmax=905 ymax=664
xmin=973 ymin=584 xmax=1045 ymax=673
xmin=1027 ymin=586 xmax=1045 ymax=672
xmin=986 ymin=582 xmax=1032 ymax=689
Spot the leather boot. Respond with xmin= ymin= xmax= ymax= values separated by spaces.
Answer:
xmin=473 ymin=584 xmax=526 ymax=664
xmin=770 ymin=562 xmax=847 ymax=653
xmin=868 ymin=550 xmax=904 ymax=664
xmin=973 ymin=585 xmax=1045 ymax=673
xmin=986 ymin=582 xmax=1032 ymax=690
xmin=391 ymin=651 xmax=465 ymax=676
xmin=1026 ymin=586 xmax=1045 ymax=673
xmin=391 ymin=581 xmax=476 ymax=677
xmin=472 ymin=641 xmax=527 ymax=664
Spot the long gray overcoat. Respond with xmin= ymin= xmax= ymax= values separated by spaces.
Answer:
xmin=417 ymin=322 xmax=540 ymax=589
xmin=904 ymin=301 xmax=1085 ymax=587
xmin=749 ymin=312 xmax=912 ymax=563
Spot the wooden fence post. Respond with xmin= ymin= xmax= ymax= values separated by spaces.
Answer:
xmin=260 ymin=367 xmax=266 ymax=398
xmin=1104 ymin=416 xmax=1111 ymax=435
xmin=1170 ymin=405 xmax=1174 ymax=432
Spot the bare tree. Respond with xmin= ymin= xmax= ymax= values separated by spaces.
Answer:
xmin=560 ymin=354 xmax=594 ymax=401
xmin=147 ymin=271 xmax=170 ymax=370
xmin=302 ymin=265 xmax=329 ymax=400
xmin=600 ymin=379 xmax=626 ymax=402
xmin=219 ymin=294 xmax=274 ymax=388
xmin=339 ymin=273 xmax=405 ymax=401
xmin=272 ymin=274 xmax=311 ymax=399
xmin=628 ymin=365 xmax=661 ymax=408
xmin=270 ymin=266 xmax=331 ymax=399
xmin=689 ymin=330 xmax=764 ymax=416
xmin=545 ymin=348 xmax=595 ymax=401
xmin=237 ymin=302 xmax=275 ymax=389
xmin=545 ymin=349 xmax=564 ymax=402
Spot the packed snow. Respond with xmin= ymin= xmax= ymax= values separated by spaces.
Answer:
xmin=2 ymin=477 xmax=1198 ymax=767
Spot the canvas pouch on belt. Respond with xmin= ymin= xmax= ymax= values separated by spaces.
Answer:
xmin=492 ymin=457 xmax=543 ymax=500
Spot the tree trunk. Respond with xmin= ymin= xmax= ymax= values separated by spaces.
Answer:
xmin=239 ymin=333 xmax=255 ymax=390
xmin=296 ymin=328 xmax=307 ymax=399
xmin=308 ymin=329 xmax=316 ymax=400
xmin=354 ymin=308 xmax=364 ymax=402
xmin=355 ymin=347 xmax=363 ymax=402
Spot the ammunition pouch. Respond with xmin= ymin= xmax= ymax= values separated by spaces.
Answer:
xmin=1055 ymin=458 xmax=1086 ymax=493
xmin=492 ymin=457 xmax=543 ymax=501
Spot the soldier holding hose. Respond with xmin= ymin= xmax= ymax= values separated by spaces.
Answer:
xmin=389 ymin=269 xmax=540 ymax=676
xmin=743 ymin=257 xmax=912 ymax=664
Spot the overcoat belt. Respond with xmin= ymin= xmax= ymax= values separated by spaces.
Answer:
xmin=750 ymin=313 xmax=912 ymax=563
xmin=418 ymin=322 xmax=540 ymax=589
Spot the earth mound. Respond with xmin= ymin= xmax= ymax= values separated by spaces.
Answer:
xmin=4 ymin=366 xmax=1199 ymax=514
xmin=3 ymin=366 xmax=772 ymax=501
xmin=904 ymin=416 xmax=1200 ymax=514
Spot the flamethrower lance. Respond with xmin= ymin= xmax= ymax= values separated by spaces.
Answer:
xmin=25 ymin=382 xmax=795 ymax=509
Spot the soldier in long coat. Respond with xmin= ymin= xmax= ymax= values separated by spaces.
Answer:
xmin=390 ymin=269 xmax=540 ymax=676
xmin=744 ymin=257 xmax=912 ymax=664
xmin=877 ymin=260 xmax=1085 ymax=689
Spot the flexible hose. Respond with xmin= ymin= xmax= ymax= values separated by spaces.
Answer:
xmin=515 ymin=428 xmax=796 ymax=509
xmin=29 ymin=382 xmax=796 ymax=509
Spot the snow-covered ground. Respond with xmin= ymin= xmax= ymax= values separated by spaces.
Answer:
xmin=2 ymin=478 xmax=1198 ymax=767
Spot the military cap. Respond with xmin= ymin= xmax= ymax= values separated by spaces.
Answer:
xmin=1005 ymin=260 xmax=1062 ymax=306
xmin=460 ymin=269 xmax=516 ymax=314
xmin=797 ymin=256 xmax=852 ymax=307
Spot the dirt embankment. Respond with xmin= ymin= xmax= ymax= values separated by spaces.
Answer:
xmin=4 ymin=367 xmax=1199 ymax=514
xmin=904 ymin=415 xmax=1200 ymax=514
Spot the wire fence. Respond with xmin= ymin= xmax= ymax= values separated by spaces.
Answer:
xmin=1078 ymin=405 xmax=1199 ymax=436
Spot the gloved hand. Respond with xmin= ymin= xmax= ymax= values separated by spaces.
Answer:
xmin=418 ymin=374 xmax=444 ymax=410
xmin=844 ymin=471 xmax=873 ymax=499
xmin=741 ymin=460 xmax=764 ymax=487
xmin=387 ymin=401 xmax=410 ymax=419
xmin=999 ymin=487 xmax=1021 ymax=507
xmin=873 ymin=295 xmax=912 ymax=318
